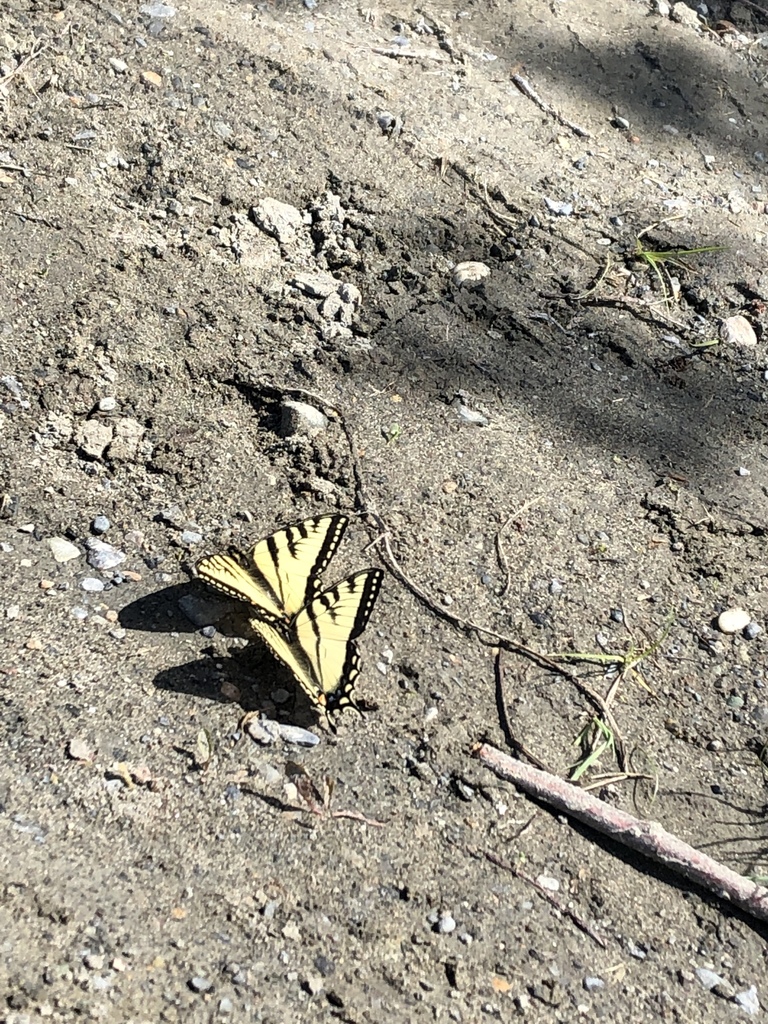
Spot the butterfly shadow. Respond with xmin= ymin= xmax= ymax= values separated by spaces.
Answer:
xmin=118 ymin=582 xmax=331 ymax=730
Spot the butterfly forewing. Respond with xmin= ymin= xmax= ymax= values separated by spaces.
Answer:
xmin=195 ymin=514 xmax=348 ymax=623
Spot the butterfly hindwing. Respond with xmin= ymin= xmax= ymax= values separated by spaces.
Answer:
xmin=251 ymin=568 xmax=384 ymax=728
xmin=195 ymin=514 xmax=348 ymax=624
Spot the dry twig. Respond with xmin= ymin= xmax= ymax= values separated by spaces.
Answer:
xmin=476 ymin=743 xmax=768 ymax=925
xmin=468 ymin=845 xmax=606 ymax=947
xmin=237 ymin=378 xmax=624 ymax=754
xmin=511 ymin=74 xmax=591 ymax=138
xmin=0 ymin=37 xmax=48 ymax=90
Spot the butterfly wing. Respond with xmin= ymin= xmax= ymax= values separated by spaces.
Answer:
xmin=196 ymin=514 xmax=348 ymax=623
xmin=251 ymin=568 xmax=384 ymax=727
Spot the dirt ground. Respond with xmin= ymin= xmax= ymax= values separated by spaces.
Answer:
xmin=2 ymin=0 xmax=768 ymax=1020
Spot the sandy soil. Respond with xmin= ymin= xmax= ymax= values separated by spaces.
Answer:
xmin=1 ymin=0 xmax=768 ymax=1020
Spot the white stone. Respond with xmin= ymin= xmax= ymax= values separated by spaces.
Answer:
xmin=48 ymin=537 xmax=81 ymax=563
xmin=452 ymin=261 xmax=490 ymax=288
xmin=717 ymin=607 xmax=751 ymax=634
xmin=251 ymin=198 xmax=303 ymax=243
xmin=720 ymin=315 xmax=757 ymax=348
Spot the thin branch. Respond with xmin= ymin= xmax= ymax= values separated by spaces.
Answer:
xmin=476 ymin=743 xmax=768 ymax=925
xmin=237 ymin=378 xmax=625 ymax=760
xmin=494 ymin=651 xmax=548 ymax=770
xmin=494 ymin=499 xmax=537 ymax=596
xmin=511 ymin=73 xmax=591 ymax=138
xmin=470 ymin=845 xmax=606 ymax=947
xmin=0 ymin=37 xmax=48 ymax=89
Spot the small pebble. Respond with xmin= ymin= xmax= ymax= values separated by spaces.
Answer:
xmin=451 ymin=399 xmax=489 ymax=427
xmin=626 ymin=940 xmax=647 ymax=960
xmin=583 ymin=977 xmax=605 ymax=992
xmin=536 ymin=875 xmax=560 ymax=892
xmin=86 ymin=538 xmax=126 ymax=571
xmin=91 ymin=515 xmax=111 ymax=534
xmin=84 ymin=953 xmax=105 ymax=970
xmin=109 ymin=58 xmax=128 ymax=74
xmin=189 ymin=977 xmax=213 ymax=993
xmin=181 ymin=530 xmax=203 ymax=546
xmin=610 ymin=608 xmax=624 ymax=623
xmin=544 ymin=197 xmax=573 ymax=216
xmin=695 ymin=968 xmax=724 ymax=990
xmin=718 ymin=608 xmax=751 ymax=634
xmin=140 ymin=69 xmax=162 ymax=88
xmin=305 ymin=976 xmax=324 ymax=996
xmin=218 ymin=997 xmax=234 ymax=1014
xmin=250 ymin=197 xmax=303 ymax=243
xmin=423 ymin=706 xmax=438 ymax=724
xmin=98 ymin=396 xmax=117 ymax=412
xmin=259 ymin=763 xmax=281 ymax=785
xmin=48 ymin=537 xmax=81 ymax=564
xmin=549 ymin=578 xmax=563 ymax=596
xmin=244 ymin=717 xmax=281 ymax=745
xmin=81 ymin=578 xmax=105 ymax=593
xmin=720 ymin=315 xmax=757 ymax=349
xmin=71 ymin=606 xmax=89 ymax=620
xmin=744 ymin=621 xmax=762 ymax=640
xmin=737 ymin=466 xmax=751 ymax=477
xmin=280 ymin=401 xmax=328 ymax=437
xmin=734 ymin=986 xmax=760 ymax=1015
xmin=452 ymin=261 xmax=490 ymax=289
xmin=277 ymin=724 xmax=320 ymax=747
xmin=437 ymin=914 xmax=456 ymax=934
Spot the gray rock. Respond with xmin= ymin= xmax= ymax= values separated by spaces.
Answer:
xmin=77 ymin=420 xmax=113 ymax=459
xmin=48 ymin=537 xmax=81 ymax=564
xmin=734 ymin=986 xmax=760 ymax=1015
xmin=695 ymin=968 xmax=723 ymax=990
xmin=108 ymin=417 xmax=145 ymax=461
xmin=251 ymin=198 xmax=303 ymax=243
xmin=277 ymin=724 xmax=320 ymax=747
xmin=671 ymin=1 xmax=700 ymax=25
xmin=290 ymin=271 xmax=338 ymax=298
xmin=280 ymin=400 xmax=328 ymax=436
xmin=86 ymin=538 xmax=126 ymax=571
xmin=189 ymin=976 xmax=213 ymax=993
xmin=91 ymin=515 xmax=111 ymax=534
xmin=81 ymin=577 xmax=105 ymax=593
xmin=140 ymin=2 xmax=177 ymax=16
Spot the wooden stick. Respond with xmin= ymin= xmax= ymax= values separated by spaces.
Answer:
xmin=476 ymin=743 xmax=768 ymax=924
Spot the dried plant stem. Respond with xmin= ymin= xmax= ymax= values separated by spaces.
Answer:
xmin=476 ymin=743 xmax=768 ymax=924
